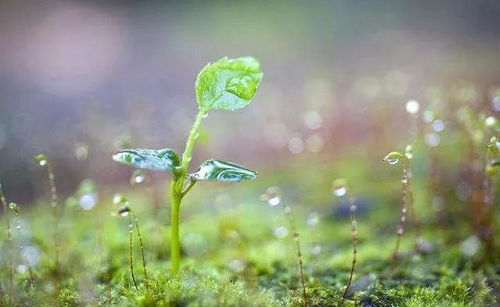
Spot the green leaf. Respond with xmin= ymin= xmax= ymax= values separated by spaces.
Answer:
xmin=190 ymin=159 xmax=257 ymax=182
xmin=195 ymin=56 xmax=263 ymax=111
xmin=112 ymin=148 xmax=180 ymax=172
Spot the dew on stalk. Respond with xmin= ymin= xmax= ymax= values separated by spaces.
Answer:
xmin=332 ymin=178 xmax=347 ymax=197
xmin=273 ymin=226 xmax=289 ymax=239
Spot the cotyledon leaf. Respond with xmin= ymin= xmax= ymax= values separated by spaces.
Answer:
xmin=190 ymin=159 xmax=257 ymax=182
xmin=112 ymin=148 xmax=180 ymax=172
xmin=195 ymin=56 xmax=263 ymax=111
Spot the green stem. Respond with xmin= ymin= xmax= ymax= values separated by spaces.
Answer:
xmin=169 ymin=109 xmax=207 ymax=274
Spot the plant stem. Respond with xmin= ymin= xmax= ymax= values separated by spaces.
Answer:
xmin=128 ymin=219 xmax=138 ymax=290
xmin=46 ymin=162 xmax=60 ymax=274
xmin=131 ymin=212 xmax=148 ymax=286
xmin=169 ymin=109 xmax=207 ymax=274
xmin=0 ymin=183 xmax=13 ymax=305
xmin=284 ymin=205 xmax=307 ymax=307
xmin=343 ymin=195 xmax=358 ymax=299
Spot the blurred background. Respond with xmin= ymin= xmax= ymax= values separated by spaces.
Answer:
xmin=0 ymin=0 xmax=499 ymax=201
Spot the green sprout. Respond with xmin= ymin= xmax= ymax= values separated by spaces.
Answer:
xmin=113 ymin=194 xmax=148 ymax=290
xmin=112 ymin=57 xmax=263 ymax=274
xmin=383 ymin=146 xmax=422 ymax=261
xmin=34 ymin=153 xmax=60 ymax=274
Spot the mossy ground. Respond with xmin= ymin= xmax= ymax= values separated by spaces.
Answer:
xmin=0 ymin=154 xmax=498 ymax=306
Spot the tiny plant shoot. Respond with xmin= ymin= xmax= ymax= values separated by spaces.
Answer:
xmin=113 ymin=57 xmax=263 ymax=274
xmin=383 ymin=146 xmax=419 ymax=261
xmin=113 ymin=194 xmax=148 ymax=290
xmin=332 ymin=179 xmax=358 ymax=299
xmin=34 ymin=154 xmax=60 ymax=274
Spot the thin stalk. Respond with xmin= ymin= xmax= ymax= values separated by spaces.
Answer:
xmin=13 ymin=211 xmax=35 ymax=286
xmin=0 ymin=183 xmax=13 ymax=305
xmin=284 ymin=205 xmax=307 ymax=307
xmin=131 ymin=212 xmax=148 ymax=286
xmin=46 ymin=162 xmax=60 ymax=274
xmin=405 ymin=159 xmax=422 ymax=248
xmin=128 ymin=220 xmax=138 ymax=290
xmin=169 ymin=109 xmax=206 ymax=274
xmin=392 ymin=162 xmax=409 ymax=261
xmin=342 ymin=196 xmax=358 ymax=299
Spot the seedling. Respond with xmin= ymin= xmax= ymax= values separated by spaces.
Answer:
xmin=383 ymin=146 xmax=420 ymax=261
xmin=113 ymin=194 xmax=148 ymax=290
xmin=8 ymin=202 xmax=36 ymax=285
xmin=112 ymin=57 xmax=262 ymax=274
xmin=332 ymin=179 xmax=358 ymax=299
xmin=261 ymin=187 xmax=307 ymax=307
xmin=34 ymin=154 xmax=60 ymax=274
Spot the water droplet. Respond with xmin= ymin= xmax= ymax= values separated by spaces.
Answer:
xmin=303 ymin=111 xmax=323 ymax=130
xmin=273 ymin=226 xmax=289 ymax=239
xmin=460 ymin=235 xmax=480 ymax=257
xmin=17 ymin=265 xmax=27 ymax=274
xmin=485 ymin=116 xmax=497 ymax=128
xmin=311 ymin=243 xmax=322 ymax=255
xmin=118 ymin=205 xmax=131 ymax=217
xmin=405 ymin=100 xmax=420 ymax=115
xmin=305 ymin=134 xmax=324 ymax=153
xmin=113 ymin=193 xmax=127 ymax=206
xmin=402 ymin=208 xmax=408 ymax=214
xmin=130 ymin=170 xmax=146 ymax=185
xmin=22 ymin=245 xmax=40 ymax=266
xmin=423 ymin=110 xmax=434 ymax=123
xmin=79 ymin=193 xmax=97 ymax=210
xmin=432 ymin=119 xmax=445 ymax=132
xmin=260 ymin=187 xmax=283 ymax=206
xmin=332 ymin=178 xmax=347 ymax=197
xmin=425 ymin=133 xmax=440 ymax=147
xmin=228 ymin=259 xmax=245 ymax=273
xmin=288 ymin=137 xmax=304 ymax=154
xmin=383 ymin=152 xmax=402 ymax=165
xmin=401 ymin=176 xmax=408 ymax=184
xmin=397 ymin=228 xmax=404 ymax=235
xmin=74 ymin=143 xmax=89 ymax=160
xmin=307 ymin=211 xmax=320 ymax=227
xmin=202 ymin=113 xmax=208 ymax=118
xmin=34 ymin=154 xmax=48 ymax=166
xmin=400 ymin=216 xmax=407 ymax=222
xmin=404 ymin=145 xmax=413 ymax=159
xmin=283 ymin=205 xmax=292 ymax=214
xmin=492 ymin=95 xmax=500 ymax=112
xmin=8 ymin=202 xmax=19 ymax=214
xmin=182 ymin=232 xmax=208 ymax=256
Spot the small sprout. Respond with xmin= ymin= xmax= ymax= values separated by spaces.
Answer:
xmin=111 ymin=56 xmax=263 ymax=274
xmin=34 ymin=154 xmax=48 ymax=166
xmin=8 ymin=202 xmax=19 ymax=214
xmin=383 ymin=151 xmax=404 ymax=165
